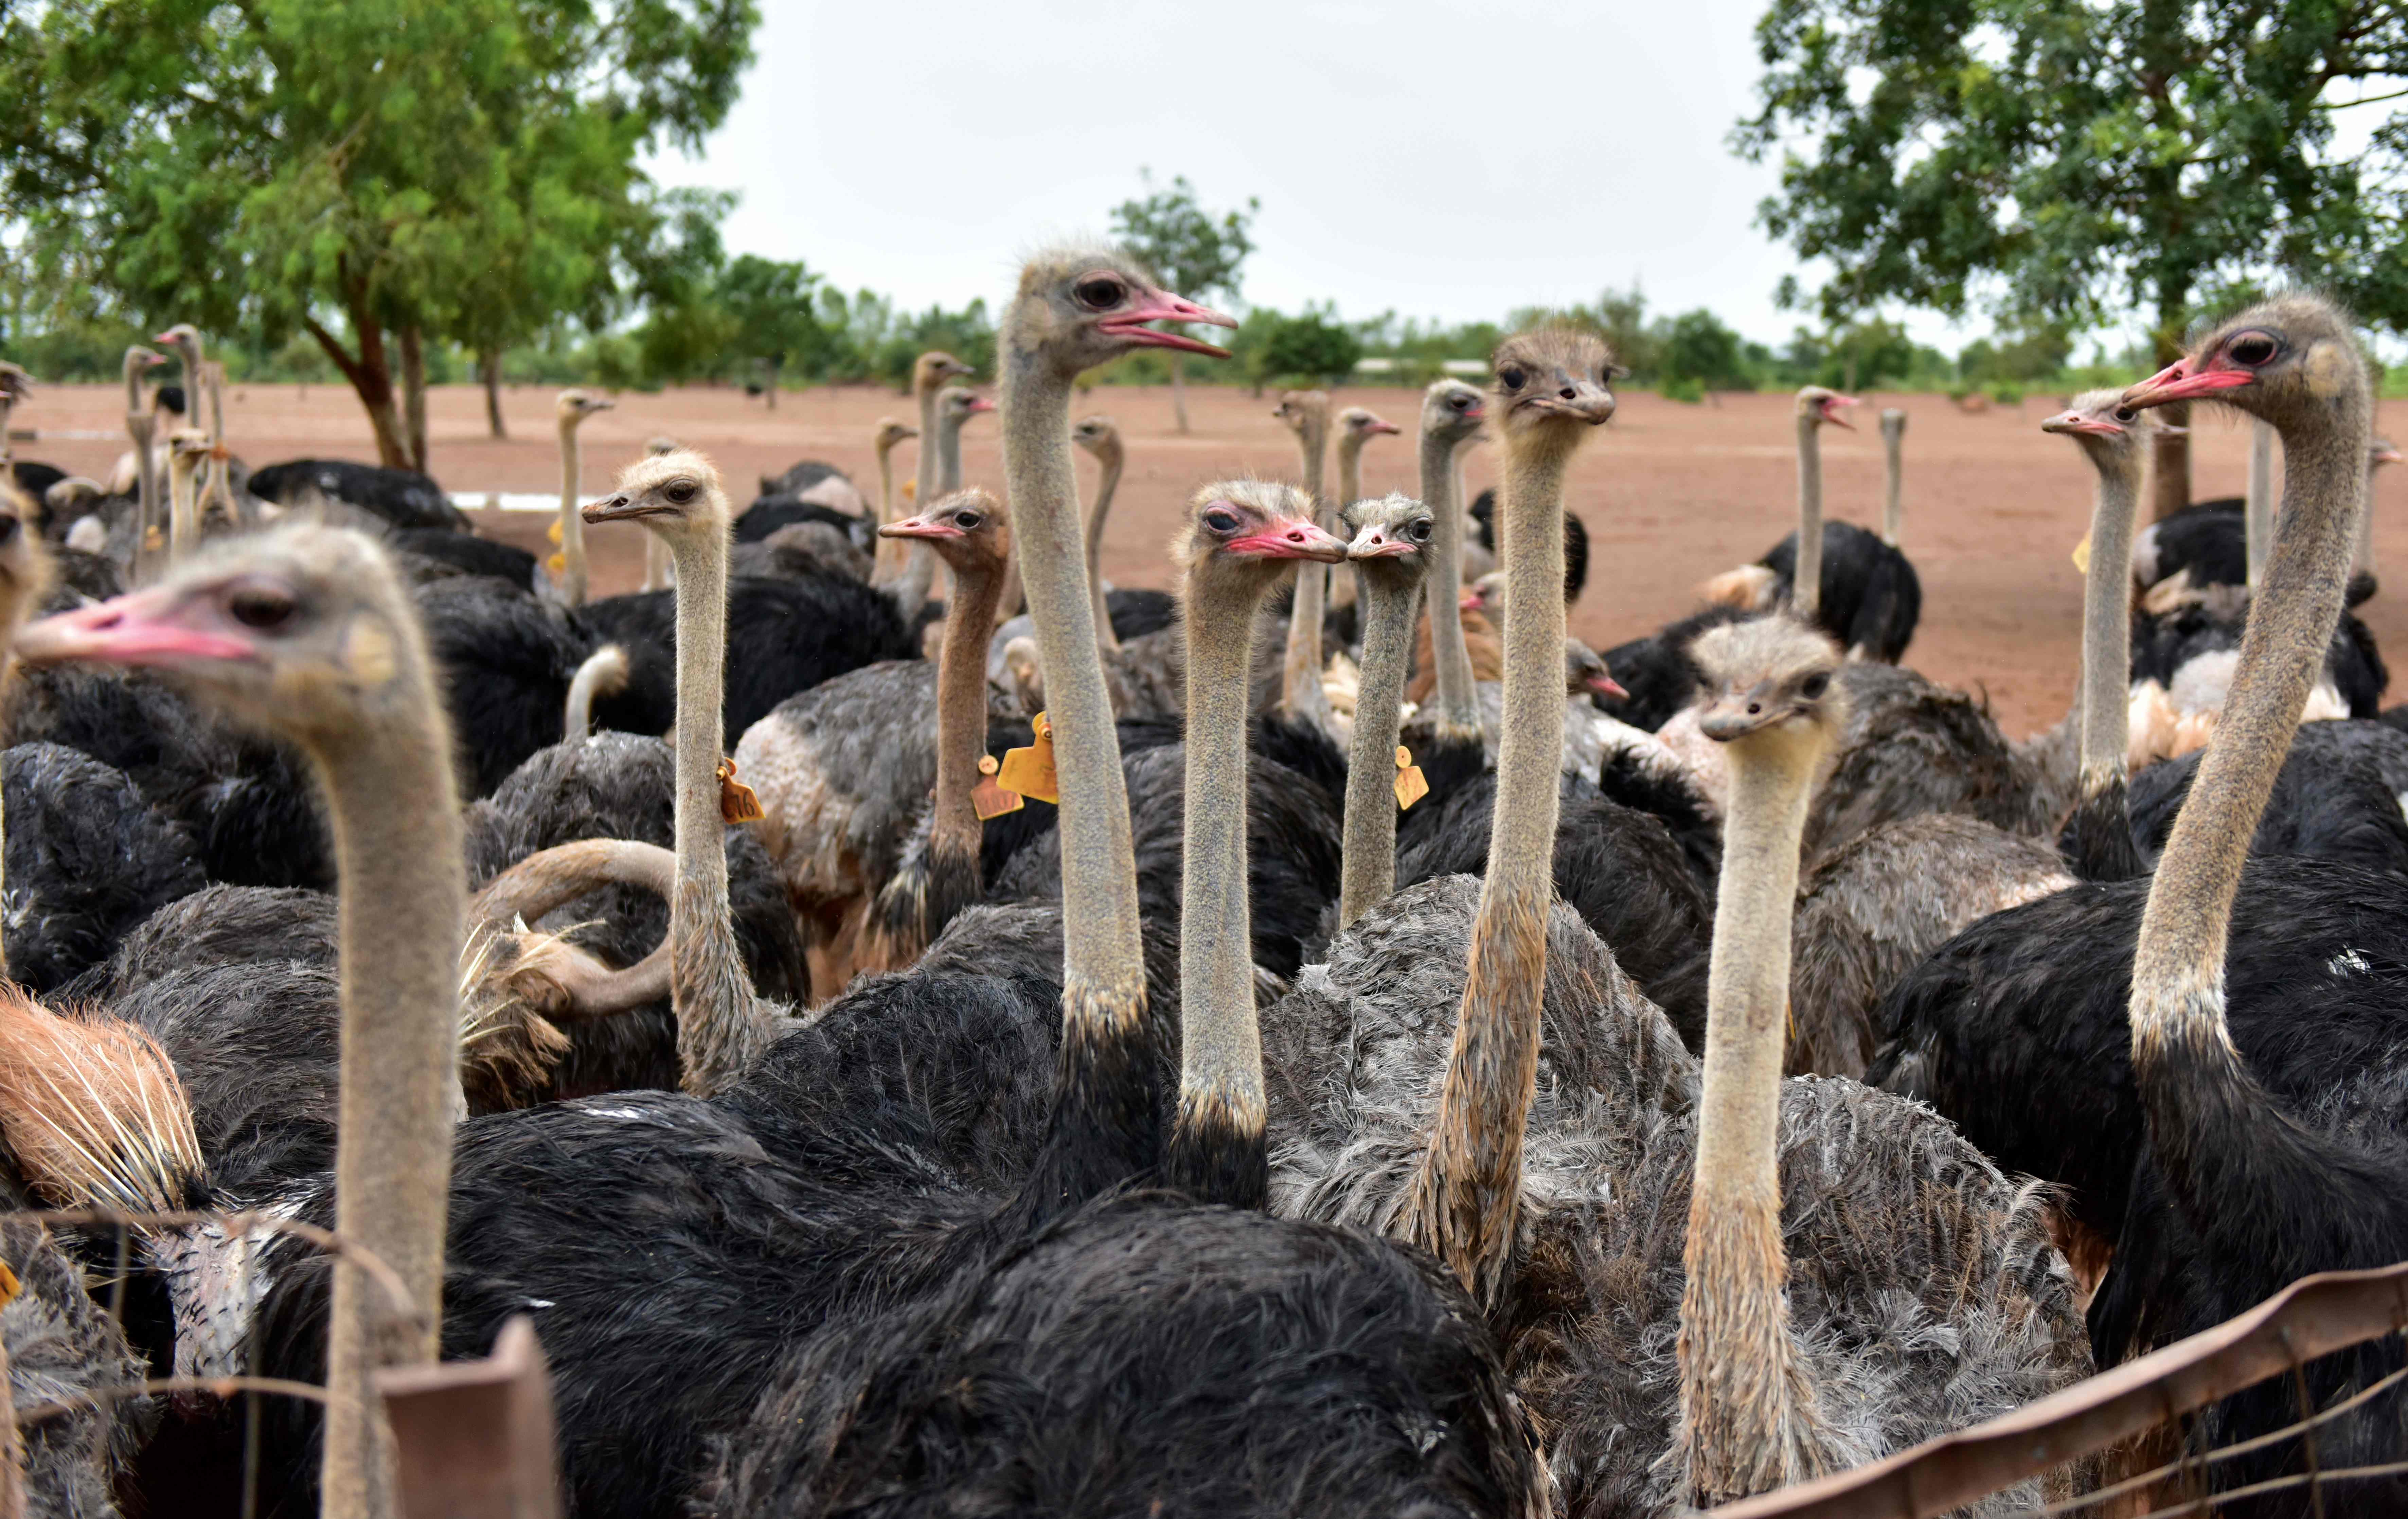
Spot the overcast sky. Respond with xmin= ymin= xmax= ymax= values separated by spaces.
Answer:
xmin=645 ymin=0 xmax=2015 ymax=355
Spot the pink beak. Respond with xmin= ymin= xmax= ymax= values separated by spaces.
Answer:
xmin=2378 ymin=444 xmax=2405 ymax=466
xmin=965 ymin=397 xmax=996 ymax=414
xmin=1228 ymin=515 xmax=1348 ymax=562
xmin=878 ymin=513 xmax=962 ymax=541
xmin=1365 ymin=418 xmax=1401 ymax=436
xmin=2122 ymin=356 xmax=2254 ymax=411
xmin=1823 ymin=395 xmax=1862 ymax=430
xmin=1347 ymin=530 xmax=1418 ymax=559
xmin=1104 ymin=289 xmax=1238 ymax=358
xmin=1586 ymin=673 xmax=1630 ymax=700
xmin=2041 ymin=412 xmax=2124 ymax=438
xmin=16 ymin=592 xmax=255 ymax=669
xmin=1459 ymin=590 xmax=1484 ymax=613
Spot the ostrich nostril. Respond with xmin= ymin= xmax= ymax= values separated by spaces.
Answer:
xmin=1747 ymin=702 xmax=1762 ymax=715
xmin=1559 ymin=387 xmax=1576 ymax=400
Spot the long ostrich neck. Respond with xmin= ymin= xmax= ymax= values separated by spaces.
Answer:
xmin=873 ymin=441 xmax=907 ymax=582
xmin=1408 ymin=424 xmax=1572 ymax=1307
xmin=937 ymin=412 xmax=966 ymax=494
xmin=662 ymin=513 xmax=775 ymax=1095
xmin=1280 ymin=419 xmax=1333 ymax=722
xmin=1678 ymin=718 xmax=1830 ymax=1502
xmin=896 ymin=382 xmax=944 ymax=613
xmin=2131 ymin=385 xmax=2371 ymax=1264
xmin=315 ymin=675 xmax=466 ymax=1519
xmin=2246 ymin=419 xmax=2275 ymax=589
xmin=2078 ymin=444 xmax=2144 ymax=794
xmin=1794 ymin=412 xmax=1824 ymax=619
xmin=1422 ymin=426 xmax=1481 ymax=735
xmin=167 ymin=454 xmax=199 ymax=566
xmin=931 ymin=551 xmax=1004 ymax=865
xmin=999 ymin=339 xmax=1155 ymax=1212
xmin=1338 ymin=433 xmax=1365 ymax=506
xmin=557 ymin=417 xmax=588 ymax=607
xmin=1880 ymin=416 xmax=1905 ymax=545
xmin=1170 ymin=562 xmax=1272 ymax=1203
xmin=126 ymin=406 xmax=159 ymax=586
xmin=2356 ymin=455 xmax=2382 ymax=578
xmin=1339 ymin=559 xmax=1418 ymax=926
xmin=1083 ymin=445 xmax=1123 ymax=652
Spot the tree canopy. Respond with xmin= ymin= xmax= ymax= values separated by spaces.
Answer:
xmin=1110 ymin=170 xmax=1257 ymax=429
xmin=1736 ymin=0 xmax=2408 ymax=505
xmin=0 ymin=0 xmax=757 ymax=467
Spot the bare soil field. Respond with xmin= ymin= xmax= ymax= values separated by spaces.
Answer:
xmin=22 ymin=377 xmax=2408 ymax=735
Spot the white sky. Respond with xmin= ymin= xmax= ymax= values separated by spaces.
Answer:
xmin=642 ymin=1 xmax=2394 ymax=361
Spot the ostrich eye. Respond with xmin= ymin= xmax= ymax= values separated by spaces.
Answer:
xmin=2229 ymin=332 xmax=2278 ymax=365
xmin=1499 ymin=367 xmax=1527 ymax=389
xmin=1451 ymin=395 xmax=1470 ymax=411
xmin=954 ymin=512 xmax=981 ymax=530
xmin=2114 ymin=406 xmax=2137 ymax=423
xmin=1075 ymin=277 xmax=1125 ymax=309
xmin=1205 ymin=508 xmax=1240 ymax=534
xmin=1800 ymin=673 xmax=1830 ymax=699
xmin=1407 ymin=519 xmax=1432 ymax=541
xmin=229 ymin=583 xmax=296 ymax=631
xmin=666 ymin=481 xmax=698 ymax=503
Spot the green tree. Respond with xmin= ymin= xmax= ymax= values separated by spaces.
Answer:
xmin=1660 ymin=308 xmax=1752 ymax=391
xmin=0 ymin=0 xmax=757 ymax=468
xmin=1253 ymin=310 xmax=1364 ymax=388
xmin=1736 ymin=0 xmax=2408 ymax=514
xmin=715 ymin=255 xmax=832 ymax=409
xmin=1109 ymin=170 xmax=1259 ymax=432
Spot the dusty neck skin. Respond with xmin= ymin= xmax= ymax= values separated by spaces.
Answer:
xmin=1082 ymin=440 xmax=1124 ymax=652
xmin=1422 ymin=424 xmax=1481 ymax=736
xmin=1408 ymin=426 xmax=1576 ymax=1306
xmin=2246 ymin=419 xmax=2275 ymax=589
xmin=313 ymin=666 xmax=468 ymax=1519
xmin=1280 ymin=414 xmax=1333 ymax=725
xmin=661 ymin=513 xmax=779 ymax=1094
xmin=2077 ymin=441 xmax=2144 ymax=794
xmin=557 ymin=414 xmax=589 ymax=607
xmin=2134 ymin=397 xmax=2367 ymax=1061
xmin=1337 ymin=431 xmax=1367 ymax=506
xmin=166 ymin=450 xmax=201 ymax=566
xmin=999 ymin=339 xmax=1148 ymax=1080
xmin=1174 ymin=561 xmax=1276 ymax=1200
xmin=896 ymin=382 xmax=948 ymax=614
xmin=931 ymin=549 xmax=1005 ymax=870
xmin=1880 ymin=411 xmax=1905 ymax=546
xmin=1678 ymin=716 xmax=1832 ymax=1502
xmin=1794 ymin=410 xmax=1824 ymax=618
xmin=872 ymin=433 xmax=910 ymax=584
xmin=1340 ymin=549 xmax=1421 ymax=926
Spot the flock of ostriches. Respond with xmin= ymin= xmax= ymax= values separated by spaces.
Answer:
xmin=0 ymin=260 xmax=2394 ymax=1518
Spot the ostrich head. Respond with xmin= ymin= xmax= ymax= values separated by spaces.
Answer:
xmin=1421 ymin=378 xmax=1487 ymax=449
xmin=0 ymin=362 xmax=32 ymax=410
xmin=878 ymin=487 xmax=1009 ymax=579
xmin=2122 ymin=295 xmax=2368 ymax=439
xmin=645 ymin=435 xmax=681 ymax=457
xmin=1071 ymin=414 xmax=1123 ymax=464
xmin=16 ymin=527 xmax=429 ymax=748
xmin=1339 ymin=406 xmax=1402 ymax=443
xmin=1004 ymin=247 xmax=1234 ymax=378
xmin=874 ymin=418 xmax=918 ymax=454
xmin=1566 ymin=639 xmax=1628 ymax=701
xmin=1273 ymin=390 xmax=1332 ymax=439
xmin=556 ymin=390 xmax=614 ymax=427
xmin=583 ymin=449 xmax=730 ymax=551
xmin=1174 ymin=480 xmax=1346 ymax=587
xmin=914 ymin=351 xmax=975 ymax=395
xmin=153 ymin=324 xmax=203 ymax=371
xmin=2041 ymin=387 xmax=2171 ymax=471
xmin=937 ymin=386 xmax=995 ymax=425
xmin=1344 ymin=491 xmax=1434 ymax=572
xmin=1491 ymin=329 xmax=1618 ymax=443
xmin=1795 ymin=385 xmax=1859 ymax=430
xmin=1690 ymin=615 xmax=1847 ymax=747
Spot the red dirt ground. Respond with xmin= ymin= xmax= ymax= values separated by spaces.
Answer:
xmin=21 ymin=378 xmax=2408 ymax=736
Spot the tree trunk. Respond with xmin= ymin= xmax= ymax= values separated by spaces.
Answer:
xmin=1171 ymin=356 xmax=1189 ymax=433
xmin=2147 ymin=305 xmax=2191 ymax=521
xmin=480 ymin=350 xmax=507 ymax=440
xmin=399 ymin=323 xmax=429 ymax=472
xmin=305 ymin=314 xmax=411 ymax=469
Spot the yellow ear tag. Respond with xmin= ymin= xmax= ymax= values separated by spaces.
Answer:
xmin=971 ymin=752 xmax=1025 ymax=821
xmin=143 ymin=525 xmax=164 ymax=552
xmin=996 ymin=712 xmax=1060 ymax=804
xmin=1394 ymin=744 xmax=1429 ymax=810
xmin=547 ymin=552 xmax=567 ymax=576
xmin=716 ymin=756 xmax=764 ymax=824
xmin=547 ymin=518 xmax=565 ymax=546
xmin=2071 ymin=535 xmax=2092 ymax=576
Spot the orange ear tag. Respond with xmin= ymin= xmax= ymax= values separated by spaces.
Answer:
xmin=972 ymin=753 xmax=1025 ymax=821
xmin=547 ymin=552 xmax=567 ymax=576
xmin=996 ymin=712 xmax=1060 ymax=804
xmin=1394 ymin=744 xmax=1429 ymax=810
xmin=0 ymin=1258 xmax=20 ymax=1309
xmin=716 ymin=756 xmax=764 ymax=823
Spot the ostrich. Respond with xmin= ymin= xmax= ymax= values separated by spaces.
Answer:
xmin=1407 ymin=378 xmax=1491 ymax=757
xmin=641 ymin=436 xmax=684 ymax=591
xmin=891 ymin=384 xmax=991 ymax=624
xmin=1166 ymin=480 xmax=1348 ymax=1201
xmin=1468 ymin=488 xmax=1592 ymax=604
xmin=243 ymin=459 xmax=469 ymax=533
xmin=18 ymin=527 xmax=467 ymax=1519
xmin=549 ymin=389 xmax=613 ymax=607
xmin=1073 ymin=413 xmax=1169 ymax=648
xmin=1702 ymin=387 xmax=1922 ymax=662
xmin=162 ymin=429 xmax=209 ymax=566
xmin=2360 ymin=436 xmax=2397 ymax=582
xmin=1329 ymin=405 xmax=1400 ymax=624
xmin=867 ymin=416 xmax=918 ymax=583
xmin=1273 ymin=390 xmax=1341 ymax=736
xmin=1879 ymin=406 xmax=1906 ymax=545
xmin=411 ymin=571 xmax=593 ymax=798
xmin=1337 ymin=492 xmax=1434 ymax=928
xmin=889 ymin=356 xmax=977 ymax=616
xmin=856 ymin=492 xmax=1016 ymax=977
